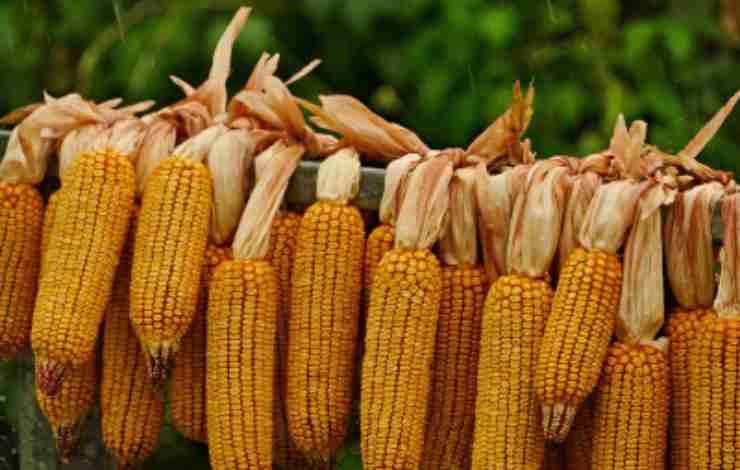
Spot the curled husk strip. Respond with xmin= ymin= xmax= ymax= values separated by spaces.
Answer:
xmin=715 ymin=192 xmax=740 ymax=319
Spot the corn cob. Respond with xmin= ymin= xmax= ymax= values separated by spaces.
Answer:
xmin=422 ymin=166 xmax=486 ymax=470
xmin=364 ymin=224 xmax=393 ymax=307
xmin=36 ymin=358 xmax=97 ymax=463
xmin=361 ymin=157 xmax=452 ymax=470
xmin=0 ymin=183 xmax=43 ymax=359
xmin=39 ymin=189 xmax=62 ymax=279
xmin=535 ymin=121 xmax=649 ymax=440
xmin=130 ymin=9 xmax=249 ymax=384
xmin=287 ymin=149 xmax=366 ymax=459
xmin=33 ymin=142 xmax=138 ymax=395
xmin=264 ymin=211 xmax=312 ymax=468
xmin=170 ymin=244 xmax=231 ymax=443
xmin=207 ymin=143 xmax=303 ymax=470
xmin=101 ymin=231 xmax=165 ymax=468
xmin=591 ymin=180 xmax=673 ymax=470
xmin=563 ymin=398 xmax=594 ymax=469
xmin=473 ymin=160 xmax=570 ymax=470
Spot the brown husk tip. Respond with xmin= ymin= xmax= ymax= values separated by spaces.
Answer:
xmin=665 ymin=182 xmax=724 ymax=309
xmin=507 ymin=158 xmax=571 ymax=279
xmin=714 ymin=192 xmax=740 ymax=318
xmin=35 ymin=358 xmax=65 ymax=396
xmin=394 ymin=155 xmax=454 ymax=250
xmin=616 ymin=180 xmax=676 ymax=344
xmin=440 ymin=166 xmax=479 ymax=265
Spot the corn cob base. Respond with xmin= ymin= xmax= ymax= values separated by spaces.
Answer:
xmin=473 ymin=274 xmax=552 ymax=470
xmin=564 ymin=397 xmax=594 ymax=470
xmin=535 ymin=248 xmax=622 ymax=442
xmin=0 ymin=183 xmax=43 ymax=359
xmin=361 ymin=248 xmax=441 ymax=470
xmin=207 ymin=260 xmax=278 ymax=470
xmin=591 ymin=343 xmax=669 ymax=470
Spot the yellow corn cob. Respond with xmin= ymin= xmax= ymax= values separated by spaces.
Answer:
xmin=591 ymin=342 xmax=669 ymax=470
xmin=130 ymin=156 xmax=212 ymax=384
xmin=666 ymin=308 xmax=711 ymax=470
xmin=287 ymin=201 xmax=365 ymax=458
xmin=472 ymin=274 xmax=552 ymax=469
xmin=361 ymin=248 xmax=442 ymax=469
xmin=421 ymin=264 xmax=486 ymax=470
xmin=564 ymin=397 xmax=594 ymax=470
xmin=544 ymin=444 xmax=565 ymax=470
xmin=264 ymin=211 xmax=312 ymax=468
xmin=363 ymin=223 xmax=393 ymax=309
xmin=39 ymin=189 xmax=62 ymax=280
xmin=36 ymin=358 xmax=97 ymax=463
xmin=32 ymin=150 xmax=136 ymax=394
xmin=0 ymin=183 xmax=42 ymax=359
xmin=534 ymin=247 xmax=622 ymax=440
xmin=170 ymin=244 xmax=231 ymax=443
xmin=101 ymin=240 xmax=165 ymax=468
xmin=207 ymin=259 xmax=278 ymax=470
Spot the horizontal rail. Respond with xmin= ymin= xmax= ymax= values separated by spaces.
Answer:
xmin=0 ymin=130 xmax=724 ymax=240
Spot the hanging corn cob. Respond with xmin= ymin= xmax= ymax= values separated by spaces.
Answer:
xmin=360 ymin=156 xmax=452 ymax=470
xmin=130 ymin=8 xmax=250 ymax=385
xmin=286 ymin=94 xmax=428 ymax=461
xmin=534 ymin=117 xmax=650 ymax=441
xmin=39 ymin=189 xmax=62 ymax=280
xmin=590 ymin=177 xmax=675 ymax=470
xmin=36 ymin=358 xmax=97 ymax=463
xmin=420 ymin=164 xmax=486 ymax=470
xmin=33 ymin=115 xmax=148 ymax=395
xmin=207 ymin=141 xmax=304 ymax=470
xmin=473 ymin=159 xmax=571 ymax=470
xmin=564 ymin=398 xmax=594 ymax=469
xmin=101 ymin=224 xmax=165 ymax=469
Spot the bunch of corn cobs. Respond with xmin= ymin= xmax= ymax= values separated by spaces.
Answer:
xmin=2 ymin=7 xmax=740 ymax=470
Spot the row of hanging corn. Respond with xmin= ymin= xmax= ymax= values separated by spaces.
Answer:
xmin=1 ymin=7 xmax=740 ymax=470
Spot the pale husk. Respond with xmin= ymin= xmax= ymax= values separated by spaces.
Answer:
xmin=135 ymin=120 xmax=177 ymax=195
xmin=664 ymin=182 xmax=724 ymax=309
xmin=208 ymin=128 xmax=257 ymax=245
xmin=57 ymin=124 xmax=107 ymax=177
xmin=378 ymin=153 xmax=422 ymax=225
xmin=507 ymin=159 xmax=571 ymax=279
xmin=395 ymin=156 xmax=454 ymax=250
xmin=439 ymin=166 xmax=479 ymax=266
xmin=475 ymin=163 xmax=529 ymax=281
xmin=714 ymin=193 xmax=740 ymax=319
xmin=616 ymin=181 xmax=676 ymax=344
xmin=231 ymin=142 xmax=304 ymax=261
xmin=316 ymin=148 xmax=361 ymax=204
xmin=172 ymin=125 xmax=229 ymax=163
xmin=558 ymin=171 xmax=601 ymax=270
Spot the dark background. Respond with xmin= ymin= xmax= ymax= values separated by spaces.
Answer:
xmin=1 ymin=1 xmax=740 ymax=468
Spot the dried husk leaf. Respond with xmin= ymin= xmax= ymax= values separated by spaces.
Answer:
xmin=378 ymin=153 xmax=422 ymax=225
xmin=679 ymin=90 xmax=740 ymax=160
xmin=172 ymin=125 xmax=229 ymax=163
xmin=58 ymin=124 xmax=107 ymax=177
xmin=475 ymin=163 xmax=529 ymax=280
xmin=608 ymin=115 xmax=652 ymax=180
xmin=440 ymin=166 xmax=479 ymax=265
xmin=395 ymin=156 xmax=454 ymax=250
xmin=208 ymin=129 xmax=256 ymax=245
xmin=664 ymin=182 xmax=724 ymax=308
xmin=714 ymin=193 xmax=740 ymax=318
xmin=232 ymin=143 xmax=303 ymax=260
xmin=558 ymin=171 xmax=601 ymax=270
xmin=578 ymin=179 xmax=646 ymax=254
xmin=135 ymin=120 xmax=177 ymax=195
xmin=316 ymin=148 xmax=361 ymax=204
xmin=507 ymin=159 xmax=571 ymax=278
xmin=617 ymin=183 xmax=676 ymax=344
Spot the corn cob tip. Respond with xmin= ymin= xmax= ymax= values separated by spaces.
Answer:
xmin=36 ymin=359 xmax=65 ymax=396
xmin=146 ymin=353 xmax=172 ymax=391
xmin=542 ymin=403 xmax=578 ymax=442
xmin=54 ymin=426 xmax=80 ymax=464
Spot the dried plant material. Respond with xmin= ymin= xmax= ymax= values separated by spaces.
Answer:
xmin=714 ymin=193 xmax=740 ymax=318
xmin=608 ymin=115 xmax=650 ymax=180
xmin=378 ymin=153 xmax=422 ymax=225
xmin=507 ymin=159 xmax=571 ymax=279
xmin=172 ymin=125 xmax=229 ymax=163
xmin=0 ymin=103 xmax=43 ymax=125
xmin=680 ymin=91 xmax=740 ymax=160
xmin=558 ymin=171 xmax=601 ymax=270
xmin=58 ymin=124 xmax=107 ymax=178
xmin=208 ymin=129 xmax=256 ymax=245
xmin=316 ymin=148 xmax=361 ymax=204
xmin=665 ymin=182 xmax=725 ymax=308
xmin=439 ymin=166 xmax=479 ymax=266
xmin=232 ymin=143 xmax=304 ymax=260
xmin=467 ymin=81 xmax=535 ymax=168
xmin=617 ymin=182 xmax=676 ymax=344
xmin=395 ymin=156 xmax=454 ymax=250
xmin=300 ymin=95 xmax=429 ymax=161
xmin=475 ymin=163 xmax=529 ymax=280
xmin=135 ymin=120 xmax=177 ymax=195
xmin=579 ymin=179 xmax=646 ymax=254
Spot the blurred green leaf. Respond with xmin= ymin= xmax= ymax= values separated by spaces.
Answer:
xmin=478 ymin=5 xmax=519 ymax=48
